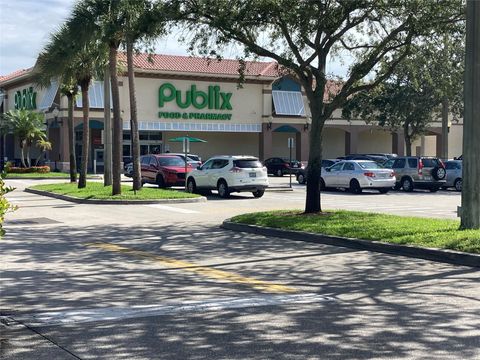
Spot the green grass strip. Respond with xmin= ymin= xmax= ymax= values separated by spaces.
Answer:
xmin=6 ymin=172 xmax=73 ymax=178
xmin=231 ymin=210 xmax=480 ymax=254
xmin=30 ymin=181 xmax=200 ymax=200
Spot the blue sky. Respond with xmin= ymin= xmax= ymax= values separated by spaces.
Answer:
xmin=0 ymin=0 xmax=348 ymax=77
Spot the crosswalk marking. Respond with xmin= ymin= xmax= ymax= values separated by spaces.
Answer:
xmin=6 ymin=293 xmax=333 ymax=327
xmin=145 ymin=204 xmax=199 ymax=213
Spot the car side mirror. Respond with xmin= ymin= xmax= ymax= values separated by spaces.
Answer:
xmin=197 ymin=166 xmax=202 ymax=170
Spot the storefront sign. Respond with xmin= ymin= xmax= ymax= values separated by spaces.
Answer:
xmin=14 ymin=87 xmax=37 ymax=110
xmin=159 ymin=83 xmax=233 ymax=110
xmin=158 ymin=112 xmax=232 ymax=120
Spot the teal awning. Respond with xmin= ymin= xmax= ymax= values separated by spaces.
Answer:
xmin=75 ymin=120 xmax=104 ymax=130
xmin=273 ymin=125 xmax=299 ymax=133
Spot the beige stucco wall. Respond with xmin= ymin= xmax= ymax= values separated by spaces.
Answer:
xmin=357 ymin=129 xmax=392 ymax=154
xmin=163 ymin=131 xmax=259 ymax=160
xmin=322 ymin=128 xmax=345 ymax=159
xmin=271 ymin=132 xmax=297 ymax=158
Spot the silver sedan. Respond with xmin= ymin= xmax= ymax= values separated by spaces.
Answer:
xmin=321 ymin=160 xmax=396 ymax=194
xmin=443 ymin=160 xmax=462 ymax=191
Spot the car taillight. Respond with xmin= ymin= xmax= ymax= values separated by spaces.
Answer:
xmin=364 ymin=172 xmax=376 ymax=178
xmin=389 ymin=172 xmax=395 ymax=177
xmin=284 ymin=163 xmax=290 ymax=168
xmin=418 ymin=159 xmax=423 ymax=175
xmin=229 ymin=166 xmax=242 ymax=173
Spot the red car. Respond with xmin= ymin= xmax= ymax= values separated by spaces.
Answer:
xmin=140 ymin=155 xmax=193 ymax=188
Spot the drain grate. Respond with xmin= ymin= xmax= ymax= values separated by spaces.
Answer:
xmin=6 ymin=217 xmax=61 ymax=226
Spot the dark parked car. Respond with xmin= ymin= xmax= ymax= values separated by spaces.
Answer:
xmin=296 ymin=159 xmax=339 ymax=184
xmin=140 ymin=154 xmax=193 ymax=187
xmin=264 ymin=157 xmax=304 ymax=177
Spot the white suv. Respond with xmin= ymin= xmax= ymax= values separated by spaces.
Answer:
xmin=186 ymin=156 xmax=269 ymax=198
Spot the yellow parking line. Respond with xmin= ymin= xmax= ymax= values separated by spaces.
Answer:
xmin=86 ymin=242 xmax=297 ymax=294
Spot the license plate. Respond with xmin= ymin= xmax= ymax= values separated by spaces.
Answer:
xmin=249 ymin=172 xmax=256 ymax=178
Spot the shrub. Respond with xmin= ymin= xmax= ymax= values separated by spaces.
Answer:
xmin=6 ymin=166 xmax=50 ymax=174
xmin=0 ymin=172 xmax=16 ymax=236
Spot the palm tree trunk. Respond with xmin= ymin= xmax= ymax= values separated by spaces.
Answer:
xmin=110 ymin=45 xmax=122 ymax=195
xmin=103 ymin=66 xmax=112 ymax=186
xmin=67 ymin=94 xmax=77 ymax=182
xmin=26 ymin=146 xmax=31 ymax=167
xmin=126 ymin=38 xmax=141 ymax=191
xmin=20 ymin=143 xmax=26 ymax=168
xmin=78 ymin=83 xmax=90 ymax=188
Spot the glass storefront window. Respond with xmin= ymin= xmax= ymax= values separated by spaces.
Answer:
xmin=123 ymin=145 xmax=131 ymax=157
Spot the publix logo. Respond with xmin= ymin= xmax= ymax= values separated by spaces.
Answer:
xmin=14 ymin=87 xmax=37 ymax=110
xmin=158 ymin=83 xmax=233 ymax=110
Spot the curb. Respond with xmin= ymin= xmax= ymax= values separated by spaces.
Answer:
xmin=6 ymin=176 xmax=102 ymax=180
xmin=24 ymin=188 xmax=206 ymax=205
xmin=266 ymin=187 xmax=294 ymax=192
xmin=221 ymin=221 xmax=480 ymax=268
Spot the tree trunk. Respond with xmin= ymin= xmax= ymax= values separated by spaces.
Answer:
xmin=461 ymin=0 xmax=480 ymax=229
xmin=304 ymin=92 xmax=326 ymax=214
xmin=441 ymin=96 xmax=449 ymax=160
xmin=78 ymin=83 xmax=90 ymax=189
xmin=126 ymin=38 xmax=142 ymax=191
xmin=26 ymin=146 xmax=31 ymax=167
xmin=403 ymin=122 xmax=412 ymax=156
xmin=67 ymin=94 xmax=77 ymax=183
xmin=103 ymin=66 xmax=112 ymax=186
xmin=110 ymin=45 xmax=122 ymax=195
xmin=20 ymin=143 xmax=26 ymax=168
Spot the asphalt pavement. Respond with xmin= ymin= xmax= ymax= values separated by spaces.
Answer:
xmin=1 ymin=178 xmax=478 ymax=359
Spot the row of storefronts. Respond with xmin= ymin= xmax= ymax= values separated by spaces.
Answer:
xmin=0 ymin=53 xmax=463 ymax=171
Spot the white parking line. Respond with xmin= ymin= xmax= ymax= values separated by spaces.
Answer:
xmin=145 ymin=204 xmax=199 ymax=214
xmin=8 ymin=293 xmax=333 ymax=327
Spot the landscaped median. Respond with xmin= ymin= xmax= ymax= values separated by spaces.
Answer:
xmin=223 ymin=210 xmax=480 ymax=267
xmin=26 ymin=182 xmax=204 ymax=204
xmin=5 ymin=172 xmax=101 ymax=179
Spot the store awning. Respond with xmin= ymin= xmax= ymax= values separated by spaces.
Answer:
xmin=38 ymin=80 xmax=59 ymax=110
xmin=272 ymin=90 xmax=305 ymax=116
xmin=75 ymin=120 xmax=104 ymax=130
xmin=273 ymin=125 xmax=299 ymax=133
xmin=76 ymin=81 xmax=111 ymax=109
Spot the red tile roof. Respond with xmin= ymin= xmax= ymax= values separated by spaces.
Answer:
xmin=117 ymin=53 xmax=280 ymax=78
xmin=0 ymin=68 xmax=33 ymax=83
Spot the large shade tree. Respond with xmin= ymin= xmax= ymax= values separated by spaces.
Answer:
xmin=170 ymin=0 xmax=464 ymax=213
xmin=342 ymin=38 xmax=464 ymax=157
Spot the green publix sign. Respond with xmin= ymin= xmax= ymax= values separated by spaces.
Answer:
xmin=14 ymin=87 xmax=37 ymax=110
xmin=158 ymin=83 xmax=233 ymax=120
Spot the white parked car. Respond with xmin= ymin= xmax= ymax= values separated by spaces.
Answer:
xmin=186 ymin=155 xmax=269 ymax=198
xmin=321 ymin=160 xmax=396 ymax=194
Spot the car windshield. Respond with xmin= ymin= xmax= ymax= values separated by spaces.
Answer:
xmin=234 ymin=159 xmax=263 ymax=168
xmin=157 ymin=157 xmax=185 ymax=166
xmin=358 ymin=161 xmax=382 ymax=169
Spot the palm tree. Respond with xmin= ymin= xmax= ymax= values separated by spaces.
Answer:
xmin=124 ymin=0 xmax=167 ymax=190
xmin=1 ymin=110 xmax=46 ymax=168
xmin=35 ymin=139 xmax=52 ymax=166
xmin=36 ymin=21 xmax=107 ymax=188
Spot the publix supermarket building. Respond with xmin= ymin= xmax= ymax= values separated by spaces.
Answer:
xmin=0 ymin=53 xmax=463 ymax=171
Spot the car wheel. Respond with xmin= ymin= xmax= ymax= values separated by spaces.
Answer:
xmin=379 ymin=188 xmax=389 ymax=194
xmin=186 ymin=178 xmax=196 ymax=193
xmin=454 ymin=178 xmax=462 ymax=192
xmin=297 ymin=173 xmax=306 ymax=184
xmin=429 ymin=187 xmax=439 ymax=193
xmin=217 ymin=180 xmax=230 ymax=198
xmin=393 ymin=183 xmax=402 ymax=190
xmin=320 ymin=177 xmax=326 ymax=191
xmin=432 ymin=166 xmax=446 ymax=180
xmin=401 ymin=178 xmax=414 ymax=192
xmin=156 ymin=175 xmax=165 ymax=188
xmin=349 ymin=179 xmax=362 ymax=194
xmin=276 ymin=169 xmax=283 ymax=177
xmin=252 ymin=189 xmax=265 ymax=198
